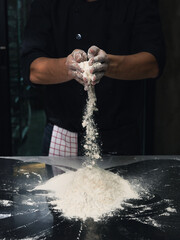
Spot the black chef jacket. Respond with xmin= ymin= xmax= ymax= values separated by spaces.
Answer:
xmin=21 ymin=0 xmax=165 ymax=155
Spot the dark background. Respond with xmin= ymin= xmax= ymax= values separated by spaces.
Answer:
xmin=154 ymin=0 xmax=180 ymax=154
xmin=0 ymin=0 xmax=180 ymax=156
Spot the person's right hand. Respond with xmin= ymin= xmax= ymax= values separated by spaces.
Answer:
xmin=87 ymin=45 xmax=108 ymax=85
xmin=66 ymin=49 xmax=87 ymax=85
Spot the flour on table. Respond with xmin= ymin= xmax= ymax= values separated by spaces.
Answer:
xmin=79 ymin=61 xmax=102 ymax=165
xmin=35 ymin=165 xmax=138 ymax=222
xmin=0 ymin=200 xmax=13 ymax=207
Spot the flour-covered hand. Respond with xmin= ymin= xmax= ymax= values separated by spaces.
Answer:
xmin=87 ymin=45 xmax=108 ymax=85
xmin=66 ymin=49 xmax=87 ymax=85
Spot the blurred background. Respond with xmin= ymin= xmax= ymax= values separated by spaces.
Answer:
xmin=0 ymin=0 xmax=180 ymax=156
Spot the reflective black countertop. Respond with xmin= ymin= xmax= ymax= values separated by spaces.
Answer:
xmin=0 ymin=156 xmax=180 ymax=240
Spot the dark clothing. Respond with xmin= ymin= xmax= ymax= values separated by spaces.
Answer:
xmin=41 ymin=123 xmax=53 ymax=156
xmin=21 ymin=0 xmax=165 ymax=155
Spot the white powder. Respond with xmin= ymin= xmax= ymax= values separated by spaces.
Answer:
xmin=35 ymin=61 xmax=138 ymax=222
xmin=0 ymin=200 xmax=13 ymax=207
xmin=79 ymin=61 xmax=100 ymax=88
xmin=79 ymin=61 xmax=102 ymax=165
xmin=0 ymin=214 xmax=12 ymax=219
xmin=166 ymin=207 xmax=177 ymax=213
xmin=35 ymin=166 xmax=138 ymax=221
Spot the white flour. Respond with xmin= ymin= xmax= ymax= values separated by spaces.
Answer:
xmin=79 ymin=61 xmax=101 ymax=165
xmin=0 ymin=200 xmax=13 ymax=207
xmin=35 ymin=166 xmax=138 ymax=221
xmin=79 ymin=61 xmax=100 ymax=88
xmin=35 ymin=61 xmax=137 ymax=222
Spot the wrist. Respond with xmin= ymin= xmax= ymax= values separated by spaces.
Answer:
xmin=64 ymin=57 xmax=73 ymax=81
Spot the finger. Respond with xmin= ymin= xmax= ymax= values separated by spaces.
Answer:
xmin=82 ymin=76 xmax=88 ymax=84
xmin=74 ymin=52 xmax=83 ymax=63
xmin=91 ymin=63 xmax=108 ymax=73
xmin=75 ymin=76 xmax=84 ymax=85
xmin=92 ymin=72 xmax=104 ymax=84
xmin=70 ymin=61 xmax=84 ymax=73
xmin=81 ymin=51 xmax=88 ymax=61
xmin=92 ymin=54 xmax=107 ymax=64
xmin=92 ymin=79 xmax=100 ymax=85
xmin=72 ymin=50 xmax=87 ymax=63
xmin=75 ymin=51 xmax=87 ymax=62
xmin=88 ymin=45 xmax=100 ymax=59
xmin=76 ymin=77 xmax=88 ymax=89
xmin=88 ymin=58 xmax=94 ymax=66
xmin=89 ymin=54 xmax=107 ymax=66
xmin=71 ymin=70 xmax=83 ymax=80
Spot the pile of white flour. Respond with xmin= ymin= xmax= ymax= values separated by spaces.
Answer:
xmin=35 ymin=166 xmax=138 ymax=221
xmin=79 ymin=61 xmax=101 ymax=164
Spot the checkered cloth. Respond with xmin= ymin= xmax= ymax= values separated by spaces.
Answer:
xmin=49 ymin=125 xmax=78 ymax=156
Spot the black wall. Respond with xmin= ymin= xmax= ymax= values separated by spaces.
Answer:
xmin=154 ymin=0 xmax=180 ymax=154
xmin=0 ymin=0 xmax=12 ymax=155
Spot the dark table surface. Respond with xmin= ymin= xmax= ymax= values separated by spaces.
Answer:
xmin=0 ymin=155 xmax=180 ymax=240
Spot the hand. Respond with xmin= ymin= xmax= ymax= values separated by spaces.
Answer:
xmin=66 ymin=49 xmax=87 ymax=85
xmin=87 ymin=45 xmax=108 ymax=85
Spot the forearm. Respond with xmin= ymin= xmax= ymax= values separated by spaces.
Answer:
xmin=30 ymin=57 xmax=70 ymax=84
xmin=105 ymin=52 xmax=159 ymax=80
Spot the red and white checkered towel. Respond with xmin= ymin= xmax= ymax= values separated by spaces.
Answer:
xmin=49 ymin=125 xmax=78 ymax=157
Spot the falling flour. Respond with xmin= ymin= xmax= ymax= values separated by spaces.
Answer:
xmin=35 ymin=165 xmax=138 ymax=221
xmin=79 ymin=61 xmax=102 ymax=165
xmin=35 ymin=61 xmax=138 ymax=222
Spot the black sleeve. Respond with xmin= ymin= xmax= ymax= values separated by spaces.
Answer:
xmin=131 ymin=0 xmax=166 ymax=78
xmin=21 ymin=0 xmax=55 ymax=85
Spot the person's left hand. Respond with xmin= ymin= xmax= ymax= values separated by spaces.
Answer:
xmin=87 ymin=45 xmax=108 ymax=85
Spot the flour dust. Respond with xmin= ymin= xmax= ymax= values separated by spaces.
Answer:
xmin=79 ymin=61 xmax=102 ymax=166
